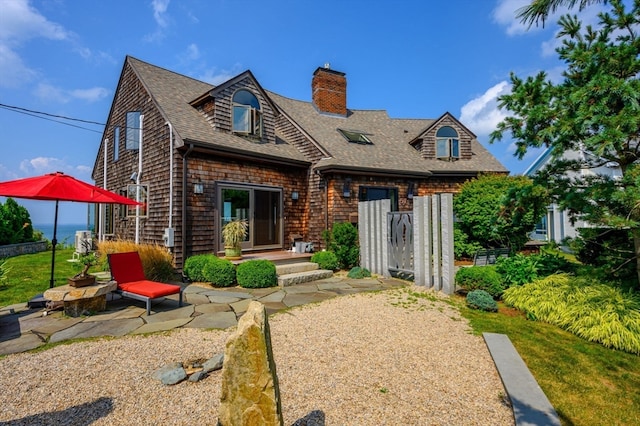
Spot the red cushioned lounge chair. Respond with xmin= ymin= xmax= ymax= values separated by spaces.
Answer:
xmin=108 ymin=251 xmax=183 ymax=316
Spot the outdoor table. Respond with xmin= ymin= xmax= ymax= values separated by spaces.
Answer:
xmin=43 ymin=280 xmax=117 ymax=317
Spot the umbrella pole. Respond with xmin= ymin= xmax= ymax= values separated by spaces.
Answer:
xmin=50 ymin=200 xmax=59 ymax=288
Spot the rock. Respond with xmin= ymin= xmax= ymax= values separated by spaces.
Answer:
xmin=152 ymin=362 xmax=187 ymax=385
xmin=291 ymin=410 xmax=325 ymax=426
xmin=203 ymin=353 xmax=224 ymax=373
xmin=188 ymin=371 xmax=207 ymax=382
xmin=218 ymin=301 xmax=283 ymax=426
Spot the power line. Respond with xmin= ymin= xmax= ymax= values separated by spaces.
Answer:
xmin=0 ymin=103 xmax=106 ymax=134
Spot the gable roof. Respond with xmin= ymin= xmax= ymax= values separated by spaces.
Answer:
xmin=125 ymin=56 xmax=507 ymax=175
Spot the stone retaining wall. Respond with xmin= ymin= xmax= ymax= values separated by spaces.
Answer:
xmin=0 ymin=241 xmax=48 ymax=258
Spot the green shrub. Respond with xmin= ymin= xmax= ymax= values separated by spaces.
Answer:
xmin=311 ymin=251 xmax=340 ymax=270
xmin=455 ymin=266 xmax=505 ymax=298
xmin=329 ymin=222 xmax=359 ymax=270
xmin=466 ymin=290 xmax=498 ymax=312
xmin=530 ymin=251 xmax=576 ymax=277
xmin=347 ymin=266 xmax=371 ymax=279
xmin=453 ymin=227 xmax=483 ymax=260
xmin=236 ymin=260 xmax=277 ymax=288
xmin=495 ymin=254 xmax=538 ymax=287
xmin=183 ymin=254 xmax=216 ymax=282
xmin=503 ymin=274 xmax=640 ymax=355
xmin=202 ymin=256 xmax=236 ymax=287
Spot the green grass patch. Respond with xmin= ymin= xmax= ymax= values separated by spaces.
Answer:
xmin=0 ymin=248 xmax=77 ymax=307
xmin=459 ymin=297 xmax=640 ymax=426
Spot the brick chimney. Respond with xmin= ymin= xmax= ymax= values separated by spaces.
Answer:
xmin=312 ymin=65 xmax=347 ymax=116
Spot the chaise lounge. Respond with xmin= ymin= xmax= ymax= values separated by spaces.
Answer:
xmin=108 ymin=251 xmax=183 ymax=316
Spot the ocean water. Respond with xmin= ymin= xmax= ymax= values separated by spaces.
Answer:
xmin=32 ymin=223 xmax=91 ymax=248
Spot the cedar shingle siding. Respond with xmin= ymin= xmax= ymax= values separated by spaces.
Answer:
xmin=93 ymin=56 xmax=507 ymax=269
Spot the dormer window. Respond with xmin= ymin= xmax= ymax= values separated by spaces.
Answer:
xmin=436 ymin=126 xmax=459 ymax=160
xmin=338 ymin=129 xmax=373 ymax=145
xmin=233 ymin=90 xmax=262 ymax=138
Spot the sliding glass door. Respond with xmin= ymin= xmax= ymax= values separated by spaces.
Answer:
xmin=219 ymin=184 xmax=282 ymax=251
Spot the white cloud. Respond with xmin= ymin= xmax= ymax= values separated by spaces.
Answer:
xmin=460 ymin=81 xmax=512 ymax=136
xmin=69 ymin=87 xmax=110 ymax=103
xmin=492 ymin=0 xmax=535 ymax=36
xmin=0 ymin=0 xmax=71 ymax=87
xmin=151 ymin=0 xmax=171 ymax=28
xmin=34 ymin=83 xmax=110 ymax=103
xmin=20 ymin=157 xmax=69 ymax=175
xmin=185 ymin=43 xmax=200 ymax=61
xmin=196 ymin=64 xmax=244 ymax=86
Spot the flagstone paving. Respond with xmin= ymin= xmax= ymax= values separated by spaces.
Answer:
xmin=0 ymin=276 xmax=407 ymax=356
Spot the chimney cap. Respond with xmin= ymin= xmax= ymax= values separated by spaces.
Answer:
xmin=313 ymin=66 xmax=345 ymax=77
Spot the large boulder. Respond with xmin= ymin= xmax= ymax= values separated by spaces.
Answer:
xmin=218 ymin=301 xmax=283 ymax=426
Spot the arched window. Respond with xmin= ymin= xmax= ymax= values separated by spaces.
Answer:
xmin=436 ymin=126 xmax=459 ymax=160
xmin=232 ymin=90 xmax=262 ymax=138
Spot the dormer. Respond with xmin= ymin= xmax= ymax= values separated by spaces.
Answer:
xmin=410 ymin=113 xmax=475 ymax=161
xmin=190 ymin=70 xmax=278 ymax=143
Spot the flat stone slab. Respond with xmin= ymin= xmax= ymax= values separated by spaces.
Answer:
xmin=21 ymin=314 xmax=85 ymax=335
xmin=83 ymin=306 xmax=146 ymax=322
xmin=195 ymin=304 xmax=233 ymax=314
xmin=316 ymin=282 xmax=353 ymax=291
xmin=142 ymin=305 xmax=195 ymax=324
xmin=185 ymin=311 xmax=237 ymax=329
xmin=49 ymin=318 xmax=144 ymax=343
xmin=0 ymin=332 xmax=45 ymax=355
xmin=483 ymin=332 xmax=560 ymax=426
xmin=131 ymin=317 xmax=193 ymax=334
xmin=184 ymin=293 xmax=211 ymax=305
xmin=206 ymin=295 xmax=243 ymax=304
xmin=201 ymin=290 xmax=254 ymax=299
xmin=229 ymin=298 xmax=253 ymax=315
xmin=282 ymin=284 xmax=319 ymax=294
xmin=257 ymin=291 xmax=286 ymax=303
xmin=283 ymin=292 xmax=335 ymax=308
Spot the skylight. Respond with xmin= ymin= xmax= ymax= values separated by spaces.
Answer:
xmin=338 ymin=129 xmax=373 ymax=145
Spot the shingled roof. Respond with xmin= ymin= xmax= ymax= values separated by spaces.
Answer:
xmin=126 ymin=56 xmax=507 ymax=175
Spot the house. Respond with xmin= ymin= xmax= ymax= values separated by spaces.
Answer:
xmin=524 ymin=146 xmax=622 ymax=243
xmin=92 ymin=56 xmax=507 ymax=269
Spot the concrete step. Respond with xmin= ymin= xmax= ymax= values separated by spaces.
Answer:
xmin=276 ymin=262 xmax=319 ymax=276
xmin=278 ymin=269 xmax=333 ymax=287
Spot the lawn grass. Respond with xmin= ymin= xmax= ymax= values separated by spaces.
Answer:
xmin=0 ymin=248 xmax=79 ymax=307
xmin=459 ymin=297 xmax=640 ymax=426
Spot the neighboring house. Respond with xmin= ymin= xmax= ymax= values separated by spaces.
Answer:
xmin=524 ymin=146 xmax=622 ymax=243
xmin=92 ymin=56 xmax=507 ymax=269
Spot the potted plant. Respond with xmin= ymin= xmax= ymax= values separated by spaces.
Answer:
xmin=68 ymin=251 xmax=99 ymax=287
xmin=222 ymin=219 xmax=248 ymax=260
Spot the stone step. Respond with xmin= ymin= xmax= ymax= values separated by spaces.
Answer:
xmin=278 ymin=269 xmax=333 ymax=287
xmin=275 ymin=262 xmax=319 ymax=276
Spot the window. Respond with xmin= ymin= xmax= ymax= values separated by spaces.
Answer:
xmin=359 ymin=186 xmax=399 ymax=211
xmin=126 ymin=184 xmax=148 ymax=218
xmin=436 ymin=126 xmax=459 ymax=160
xmin=103 ymin=204 xmax=114 ymax=235
xmin=113 ymin=126 xmax=119 ymax=161
xmin=232 ymin=90 xmax=262 ymax=138
xmin=338 ymin=129 xmax=373 ymax=145
xmin=126 ymin=111 xmax=140 ymax=150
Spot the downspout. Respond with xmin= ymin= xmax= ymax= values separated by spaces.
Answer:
xmin=135 ymin=114 xmax=144 ymax=244
xmin=100 ymin=138 xmax=108 ymax=242
xmin=166 ymin=122 xmax=174 ymax=230
xmin=182 ymin=144 xmax=195 ymax=268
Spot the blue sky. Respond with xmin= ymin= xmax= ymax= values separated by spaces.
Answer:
xmin=0 ymin=0 xmax=610 ymax=225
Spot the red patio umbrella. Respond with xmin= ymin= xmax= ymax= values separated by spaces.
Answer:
xmin=0 ymin=172 xmax=141 ymax=288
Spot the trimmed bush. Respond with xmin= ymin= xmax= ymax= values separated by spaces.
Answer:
xmin=347 ymin=266 xmax=371 ymax=279
xmin=311 ymin=251 xmax=339 ymax=271
xmin=466 ymin=289 xmax=498 ymax=312
xmin=183 ymin=254 xmax=216 ymax=282
xmin=202 ymin=256 xmax=236 ymax=287
xmin=329 ymin=222 xmax=359 ymax=270
xmin=236 ymin=260 xmax=277 ymax=289
xmin=455 ymin=266 xmax=504 ymax=298
xmin=503 ymin=274 xmax=640 ymax=355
